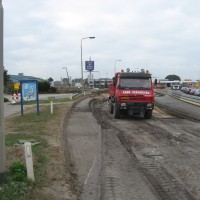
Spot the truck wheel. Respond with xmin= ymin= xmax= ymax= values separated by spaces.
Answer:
xmin=144 ymin=110 xmax=152 ymax=119
xmin=109 ymin=100 xmax=114 ymax=114
xmin=114 ymin=102 xmax=120 ymax=119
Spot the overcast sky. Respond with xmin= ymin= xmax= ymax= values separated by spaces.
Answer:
xmin=3 ymin=0 xmax=200 ymax=81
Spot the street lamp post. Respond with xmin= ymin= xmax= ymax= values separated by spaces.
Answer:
xmin=81 ymin=36 xmax=95 ymax=94
xmin=114 ymin=59 xmax=122 ymax=73
xmin=0 ymin=0 xmax=5 ymax=184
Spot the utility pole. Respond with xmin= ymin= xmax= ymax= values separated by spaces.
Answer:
xmin=81 ymin=36 xmax=95 ymax=94
xmin=114 ymin=59 xmax=122 ymax=73
xmin=0 ymin=0 xmax=6 ymax=184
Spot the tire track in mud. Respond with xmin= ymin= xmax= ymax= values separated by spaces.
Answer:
xmin=91 ymin=99 xmax=160 ymax=200
xmin=116 ymin=130 xmax=196 ymax=200
xmin=91 ymin=99 xmax=197 ymax=200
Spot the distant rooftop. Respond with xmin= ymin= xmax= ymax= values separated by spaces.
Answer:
xmin=10 ymin=73 xmax=45 ymax=83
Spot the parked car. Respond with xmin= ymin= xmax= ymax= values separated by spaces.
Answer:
xmin=184 ymin=87 xmax=192 ymax=94
xmin=180 ymin=87 xmax=186 ymax=92
xmin=189 ymin=88 xmax=197 ymax=95
xmin=194 ymin=88 xmax=200 ymax=96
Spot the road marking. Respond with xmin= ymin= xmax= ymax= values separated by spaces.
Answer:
xmin=166 ymin=90 xmax=200 ymax=107
xmin=84 ymin=156 xmax=97 ymax=185
xmin=179 ymin=98 xmax=200 ymax=106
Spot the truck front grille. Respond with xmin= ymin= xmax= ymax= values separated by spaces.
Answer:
xmin=121 ymin=95 xmax=145 ymax=101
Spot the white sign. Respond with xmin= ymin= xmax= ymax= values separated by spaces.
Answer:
xmin=122 ymin=90 xmax=151 ymax=95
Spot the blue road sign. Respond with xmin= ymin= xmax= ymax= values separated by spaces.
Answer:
xmin=85 ymin=61 xmax=94 ymax=71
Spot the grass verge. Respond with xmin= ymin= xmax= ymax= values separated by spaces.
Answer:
xmin=1 ymin=100 xmax=77 ymax=200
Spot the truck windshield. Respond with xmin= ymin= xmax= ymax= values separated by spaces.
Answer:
xmin=120 ymin=78 xmax=152 ymax=89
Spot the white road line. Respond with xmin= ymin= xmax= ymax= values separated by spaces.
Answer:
xmin=84 ymin=156 xmax=97 ymax=185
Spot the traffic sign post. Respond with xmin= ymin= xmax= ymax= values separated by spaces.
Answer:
xmin=14 ymin=83 xmax=20 ymax=91
xmin=85 ymin=61 xmax=95 ymax=89
xmin=85 ymin=61 xmax=94 ymax=72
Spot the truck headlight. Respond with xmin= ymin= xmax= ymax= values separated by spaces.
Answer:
xmin=146 ymin=103 xmax=152 ymax=107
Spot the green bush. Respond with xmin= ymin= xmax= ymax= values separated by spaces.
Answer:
xmin=49 ymin=86 xmax=57 ymax=93
xmin=8 ymin=162 xmax=27 ymax=182
xmin=0 ymin=162 xmax=28 ymax=200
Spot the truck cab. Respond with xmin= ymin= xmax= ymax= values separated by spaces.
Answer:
xmin=108 ymin=71 xmax=154 ymax=119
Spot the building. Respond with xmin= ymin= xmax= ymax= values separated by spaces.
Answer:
xmin=10 ymin=73 xmax=44 ymax=83
xmin=93 ymin=78 xmax=112 ymax=88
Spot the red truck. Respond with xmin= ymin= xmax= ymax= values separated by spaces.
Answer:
xmin=108 ymin=70 xmax=154 ymax=119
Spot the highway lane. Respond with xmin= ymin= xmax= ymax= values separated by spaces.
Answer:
xmin=155 ymin=89 xmax=200 ymax=121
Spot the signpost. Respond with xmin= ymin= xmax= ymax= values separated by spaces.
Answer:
xmin=20 ymin=80 xmax=39 ymax=116
xmin=85 ymin=61 xmax=95 ymax=88
xmin=14 ymin=83 xmax=20 ymax=91
xmin=85 ymin=61 xmax=94 ymax=72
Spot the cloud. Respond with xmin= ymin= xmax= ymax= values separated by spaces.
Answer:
xmin=3 ymin=0 xmax=200 ymax=81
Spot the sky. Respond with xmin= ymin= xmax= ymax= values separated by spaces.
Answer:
xmin=3 ymin=0 xmax=200 ymax=81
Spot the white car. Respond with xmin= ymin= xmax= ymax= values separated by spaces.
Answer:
xmin=194 ymin=88 xmax=200 ymax=96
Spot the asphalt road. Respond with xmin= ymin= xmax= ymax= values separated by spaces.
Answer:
xmin=155 ymin=89 xmax=200 ymax=121
xmin=4 ymin=102 xmax=22 ymax=117
xmin=4 ymin=93 xmax=75 ymax=117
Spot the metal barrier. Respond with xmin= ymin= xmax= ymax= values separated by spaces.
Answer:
xmin=11 ymin=93 xmax=21 ymax=104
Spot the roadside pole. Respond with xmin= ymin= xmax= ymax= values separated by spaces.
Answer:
xmin=0 ymin=0 xmax=6 ymax=184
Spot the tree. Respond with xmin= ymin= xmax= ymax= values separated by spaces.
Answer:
xmin=38 ymin=81 xmax=50 ymax=93
xmin=4 ymin=69 xmax=13 ymax=93
xmin=165 ymin=74 xmax=181 ymax=81
xmin=49 ymin=86 xmax=57 ymax=93
xmin=4 ymin=69 xmax=10 ymax=86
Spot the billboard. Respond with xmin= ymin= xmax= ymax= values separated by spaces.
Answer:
xmin=21 ymin=82 xmax=37 ymax=101
xmin=85 ymin=61 xmax=94 ymax=71
xmin=20 ymin=80 xmax=39 ymax=115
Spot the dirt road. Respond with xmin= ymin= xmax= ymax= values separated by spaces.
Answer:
xmin=64 ymin=95 xmax=200 ymax=200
